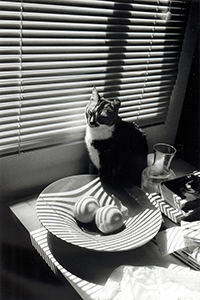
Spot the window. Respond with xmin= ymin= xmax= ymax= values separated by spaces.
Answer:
xmin=0 ymin=0 xmax=190 ymax=156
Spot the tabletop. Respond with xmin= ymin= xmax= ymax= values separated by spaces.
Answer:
xmin=9 ymin=158 xmax=198 ymax=300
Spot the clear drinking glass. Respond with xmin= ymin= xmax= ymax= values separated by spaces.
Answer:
xmin=141 ymin=143 xmax=176 ymax=194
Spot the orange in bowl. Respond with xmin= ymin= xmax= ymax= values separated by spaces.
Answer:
xmin=74 ymin=196 xmax=99 ymax=223
xmin=95 ymin=205 xmax=124 ymax=234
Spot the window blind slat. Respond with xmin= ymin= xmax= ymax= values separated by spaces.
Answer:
xmin=0 ymin=0 xmax=189 ymax=156
xmin=4 ymin=56 xmax=177 ymax=70
xmin=16 ymin=51 xmax=179 ymax=62
xmin=19 ymin=74 xmax=178 ymax=92
xmin=18 ymin=71 xmax=178 ymax=86
xmin=0 ymin=66 xmax=177 ymax=82
xmin=7 ymin=21 xmax=184 ymax=32
xmin=1 ymin=50 xmax=180 ymax=65
xmin=20 ymin=12 xmax=186 ymax=25
xmin=1 ymin=76 xmax=176 ymax=97
xmin=0 ymin=61 xmax=179 ymax=82
xmin=0 ymin=44 xmax=181 ymax=54
xmin=14 ymin=0 xmax=185 ymax=11
xmin=2 ymin=29 xmax=183 ymax=40
xmin=20 ymin=2 xmax=186 ymax=18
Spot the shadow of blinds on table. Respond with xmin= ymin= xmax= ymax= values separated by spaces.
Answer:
xmin=0 ymin=0 xmax=190 ymax=156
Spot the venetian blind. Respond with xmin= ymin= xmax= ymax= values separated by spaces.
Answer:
xmin=0 ymin=0 xmax=189 ymax=156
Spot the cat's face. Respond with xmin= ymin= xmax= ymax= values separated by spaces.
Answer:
xmin=86 ymin=87 xmax=121 ymax=128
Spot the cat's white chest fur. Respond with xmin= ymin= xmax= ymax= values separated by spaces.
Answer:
xmin=85 ymin=124 xmax=114 ymax=169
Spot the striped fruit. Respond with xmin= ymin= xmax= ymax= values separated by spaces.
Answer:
xmin=95 ymin=205 xmax=124 ymax=234
xmin=73 ymin=196 xmax=99 ymax=223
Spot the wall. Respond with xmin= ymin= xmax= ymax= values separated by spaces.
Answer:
xmin=175 ymin=34 xmax=200 ymax=168
xmin=0 ymin=142 xmax=89 ymax=202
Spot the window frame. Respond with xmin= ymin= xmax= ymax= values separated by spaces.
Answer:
xmin=1 ymin=0 xmax=191 ymax=157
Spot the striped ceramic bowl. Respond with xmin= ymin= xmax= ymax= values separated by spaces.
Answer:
xmin=36 ymin=175 xmax=162 ymax=252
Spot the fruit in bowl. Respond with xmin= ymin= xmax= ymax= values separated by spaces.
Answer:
xmin=73 ymin=196 xmax=99 ymax=223
xmin=95 ymin=205 xmax=124 ymax=234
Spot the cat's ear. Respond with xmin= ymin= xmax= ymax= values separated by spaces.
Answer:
xmin=91 ymin=87 xmax=100 ymax=102
xmin=112 ymin=99 xmax=121 ymax=111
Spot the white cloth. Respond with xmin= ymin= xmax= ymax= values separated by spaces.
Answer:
xmin=98 ymin=265 xmax=200 ymax=300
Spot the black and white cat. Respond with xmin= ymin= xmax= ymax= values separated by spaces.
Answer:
xmin=85 ymin=87 xmax=148 ymax=188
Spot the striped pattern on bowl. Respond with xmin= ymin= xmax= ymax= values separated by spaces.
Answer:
xmin=36 ymin=175 xmax=162 ymax=252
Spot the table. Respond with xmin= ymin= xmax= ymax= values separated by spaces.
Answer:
xmin=9 ymin=158 xmax=198 ymax=300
